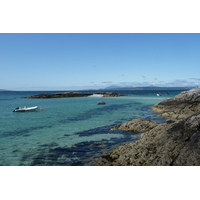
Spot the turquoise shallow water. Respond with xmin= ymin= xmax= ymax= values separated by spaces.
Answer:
xmin=0 ymin=90 xmax=183 ymax=165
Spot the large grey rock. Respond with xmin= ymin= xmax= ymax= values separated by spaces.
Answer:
xmin=152 ymin=87 xmax=200 ymax=119
xmin=110 ymin=118 xmax=157 ymax=133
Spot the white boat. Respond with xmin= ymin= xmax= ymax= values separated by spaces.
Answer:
xmin=13 ymin=106 xmax=38 ymax=112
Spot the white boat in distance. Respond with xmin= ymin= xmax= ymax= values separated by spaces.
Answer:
xmin=13 ymin=106 xmax=38 ymax=112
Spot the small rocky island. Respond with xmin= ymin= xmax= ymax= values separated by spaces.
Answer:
xmin=94 ymin=87 xmax=200 ymax=166
xmin=23 ymin=92 xmax=125 ymax=99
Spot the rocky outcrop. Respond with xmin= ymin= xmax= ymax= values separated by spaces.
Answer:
xmin=94 ymin=112 xmax=200 ymax=166
xmin=93 ymin=87 xmax=200 ymax=166
xmin=24 ymin=92 xmax=91 ymax=99
xmin=152 ymin=87 xmax=200 ymax=119
xmin=110 ymin=118 xmax=157 ymax=132
xmin=23 ymin=92 xmax=125 ymax=99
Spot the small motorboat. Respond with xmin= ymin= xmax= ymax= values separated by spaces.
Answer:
xmin=157 ymin=93 xmax=162 ymax=96
xmin=97 ymin=101 xmax=106 ymax=105
xmin=13 ymin=106 xmax=38 ymax=112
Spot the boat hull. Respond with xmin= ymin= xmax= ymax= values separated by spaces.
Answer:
xmin=13 ymin=106 xmax=38 ymax=112
xmin=97 ymin=102 xmax=106 ymax=105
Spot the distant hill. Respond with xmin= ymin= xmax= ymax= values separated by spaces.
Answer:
xmin=0 ymin=89 xmax=10 ymax=91
xmin=104 ymin=86 xmax=195 ymax=91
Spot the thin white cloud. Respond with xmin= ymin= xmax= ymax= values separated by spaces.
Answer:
xmin=101 ymin=81 xmax=113 ymax=84
xmin=151 ymin=79 xmax=200 ymax=87
xmin=105 ymin=79 xmax=200 ymax=88
xmin=189 ymin=78 xmax=200 ymax=81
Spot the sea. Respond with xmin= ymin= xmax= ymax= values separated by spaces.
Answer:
xmin=0 ymin=89 xmax=186 ymax=166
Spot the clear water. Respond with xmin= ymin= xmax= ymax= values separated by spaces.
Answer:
xmin=0 ymin=90 xmax=183 ymax=166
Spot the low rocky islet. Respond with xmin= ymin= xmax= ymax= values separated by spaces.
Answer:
xmin=23 ymin=92 xmax=125 ymax=99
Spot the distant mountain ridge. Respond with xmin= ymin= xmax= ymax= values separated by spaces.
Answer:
xmin=0 ymin=89 xmax=10 ymax=91
xmin=104 ymin=86 xmax=195 ymax=90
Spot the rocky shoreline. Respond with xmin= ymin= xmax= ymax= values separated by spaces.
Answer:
xmin=23 ymin=92 xmax=125 ymax=99
xmin=93 ymin=87 xmax=200 ymax=166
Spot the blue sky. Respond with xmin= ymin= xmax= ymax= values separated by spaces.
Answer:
xmin=1 ymin=33 xmax=200 ymax=90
